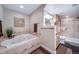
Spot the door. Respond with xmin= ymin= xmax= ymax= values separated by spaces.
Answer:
xmin=34 ymin=24 xmax=37 ymax=32
xmin=0 ymin=21 xmax=3 ymax=36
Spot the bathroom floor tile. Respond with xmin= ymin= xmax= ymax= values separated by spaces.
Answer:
xmin=31 ymin=47 xmax=51 ymax=54
xmin=56 ymin=44 xmax=72 ymax=54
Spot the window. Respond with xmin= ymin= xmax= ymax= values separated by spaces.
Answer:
xmin=43 ymin=12 xmax=54 ymax=27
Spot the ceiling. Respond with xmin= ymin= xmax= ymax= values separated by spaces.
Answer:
xmin=3 ymin=4 xmax=79 ymax=17
xmin=44 ymin=4 xmax=79 ymax=17
xmin=3 ymin=4 xmax=41 ymax=15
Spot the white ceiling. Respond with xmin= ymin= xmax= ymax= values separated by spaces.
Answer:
xmin=3 ymin=4 xmax=79 ymax=17
xmin=3 ymin=4 xmax=41 ymax=15
xmin=44 ymin=4 xmax=79 ymax=17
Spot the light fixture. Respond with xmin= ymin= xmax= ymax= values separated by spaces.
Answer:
xmin=20 ymin=5 xmax=24 ymax=9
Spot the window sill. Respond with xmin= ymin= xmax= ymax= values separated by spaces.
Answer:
xmin=41 ymin=26 xmax=54 ymax=29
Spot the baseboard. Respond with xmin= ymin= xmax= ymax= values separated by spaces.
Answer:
xmin=40 ymin=44 xmax=56 ymax=54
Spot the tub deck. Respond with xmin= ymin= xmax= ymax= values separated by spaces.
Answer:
xmin=0 ymin=34 xmax=40 ymax=54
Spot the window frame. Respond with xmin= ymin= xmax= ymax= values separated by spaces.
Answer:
xmin=43 ymin=11 xmax=54 ymax=28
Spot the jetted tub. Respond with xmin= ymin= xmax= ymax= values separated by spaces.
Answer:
xmin=0 ymin=34 xmax=40 ymax=54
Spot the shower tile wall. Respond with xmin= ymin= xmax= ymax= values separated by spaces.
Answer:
xmin=61 ymin=17 xmax=79 ymax=38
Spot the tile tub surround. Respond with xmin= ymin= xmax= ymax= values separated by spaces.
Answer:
xmin=0 ymin=44 xmax=54 ymax=54
xmin=0 ymin=34 xmax=40 ymax=54
xmin=0 ymin=42 xmax=40 ymax=54
xmin=0 ymin=37 xmax=8 ymax=53
xmin=0 ymin=36 xmax=8 ymax=43
xmin=0 ymin=46 xmax=51 ymax=54
xmin=0 ymin=43 xmax=53 ymax=54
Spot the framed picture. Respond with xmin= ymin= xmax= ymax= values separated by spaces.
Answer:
xmin=14 ymin=17 xmax=25 ymax=27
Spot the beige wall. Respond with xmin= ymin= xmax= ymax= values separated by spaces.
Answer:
xmin=3 ymin=8 xmax=30 ymax=35
xmin=30 ymin=5 xmax=56 ymax=53
xmin=29 ymin=5 xmax=44 ymax=34
xmin=0 ymin=5 xmax=4 ymax=20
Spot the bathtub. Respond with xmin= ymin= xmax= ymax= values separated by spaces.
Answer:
xmin=60 ymin=36 xmax=79 ymax=47
xmin=0 ymin=34 xmax=40 ymax=54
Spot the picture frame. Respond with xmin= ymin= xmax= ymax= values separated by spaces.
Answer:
xmin=14 ymin=17 xmax=25 ymax=27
